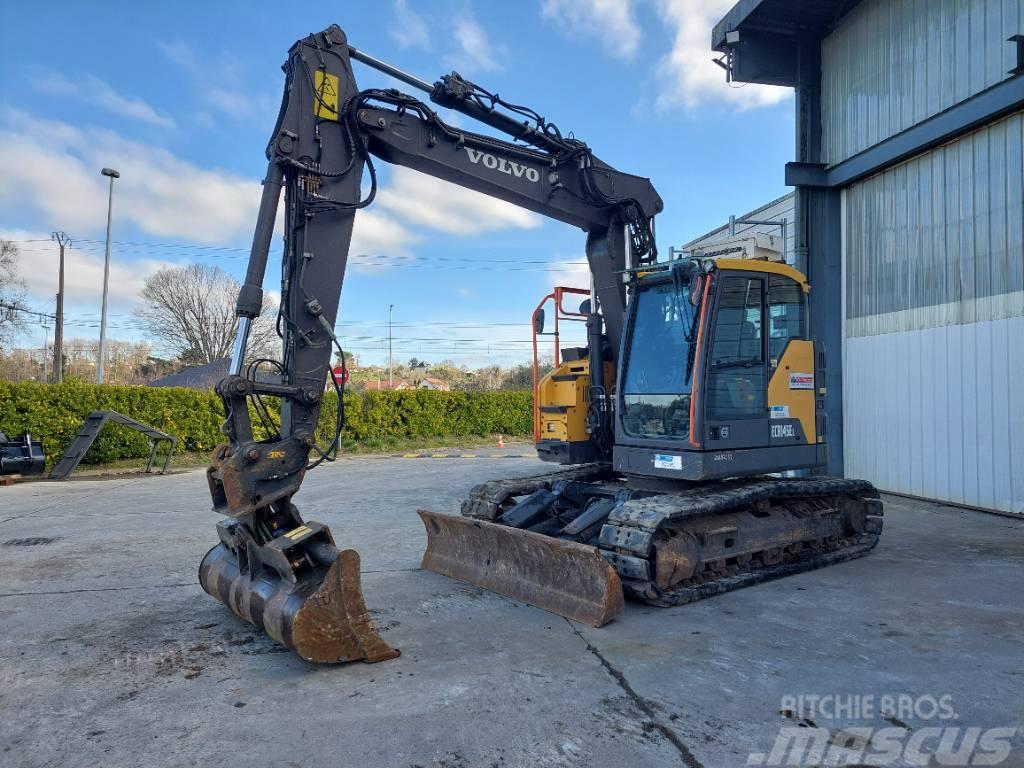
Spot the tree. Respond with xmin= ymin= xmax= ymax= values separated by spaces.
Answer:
xmin=464 ymin=364 xmax=504 ymax=391
xmin=334 ymin=349 xmax=358 ymax=369
xmin=0 ymin=240 xmax=26 ymax=350
xmin=137 ymin=264 xmax=277 ymax=365
xmin=505 ymin=360 xmax=552 ymax=390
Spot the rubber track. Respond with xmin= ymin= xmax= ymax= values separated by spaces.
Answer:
xmin=462 ymin=470 xmax=883 ymax=608
xmin=622 ymin=536 xmax=880 ymax=607
xmin=603 ymin=476 xmax=883 ymax=606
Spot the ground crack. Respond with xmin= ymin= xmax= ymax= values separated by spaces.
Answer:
xmin=0 ymin=582 xmax=195 ymax=598
xmin=565 ymin=619 xmax=704 ymax=768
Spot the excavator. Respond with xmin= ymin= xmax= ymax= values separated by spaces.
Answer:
xmin=199 ymin=24 xmax=883 ymax=663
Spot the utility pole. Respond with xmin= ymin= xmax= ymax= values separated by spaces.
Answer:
xmin=41 ymin=323 xmax=50 ymax=382
xmin=97 ymin=168 xmax=120 ymax=384
xmin=388 ymin=303 xmax=394 ymax=387
xmin=51 ymin=231 xmax=71 ymax=383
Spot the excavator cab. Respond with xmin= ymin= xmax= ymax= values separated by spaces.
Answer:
xmin=613 ymin=257 xmax=821 ymax=482
xmin=529 ymin=255 xmax=821 ymax=482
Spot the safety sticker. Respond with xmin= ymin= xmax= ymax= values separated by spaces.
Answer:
xmin=770 ymin=405 xmax=790 ymax=419
xmin=654 ymin=454 xmax=683 ymax=470
xmin=314 ymin=71 xmax=340 ymax=120
xmin=789 ymin=372 xmax=814 ymax=390
xmin=284 ymin=525 xmax=312 ymax=540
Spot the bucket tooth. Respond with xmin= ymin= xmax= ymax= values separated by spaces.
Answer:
xmin=418 ymin=509 xmax=624 ymax=627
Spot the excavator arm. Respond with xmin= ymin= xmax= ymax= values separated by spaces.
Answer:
xmin=199 ymin=24 xmax=661 ymax=662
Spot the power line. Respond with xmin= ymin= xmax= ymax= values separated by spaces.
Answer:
xmin=0 ymin=301 xmax=56 ymax=322
xmin=9 ymin=237 xmax=588 ymax=270
xmin=61 ymin=312 xmax=553 ymax=329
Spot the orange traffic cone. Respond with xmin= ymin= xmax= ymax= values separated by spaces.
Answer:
xmin=497 ymin=434 xmax=505 ymax=449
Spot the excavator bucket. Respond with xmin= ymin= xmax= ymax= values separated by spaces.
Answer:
xmin=199 ymin=544 xmax=400 ymax=664
xmin=418 ymin=510 xmax=624 ymax=627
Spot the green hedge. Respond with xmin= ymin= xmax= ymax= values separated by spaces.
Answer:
xmin=0 ymin=381 xmax=532 ymax=466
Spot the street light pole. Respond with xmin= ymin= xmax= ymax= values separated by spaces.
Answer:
xmin=96 ymin=168 xmax=120 ymax=384
xmin=388 ymin=303 xmax=394 ymax=387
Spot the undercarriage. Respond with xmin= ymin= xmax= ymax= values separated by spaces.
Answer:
xmin=420 ymin=466 xmax=883 ymax=625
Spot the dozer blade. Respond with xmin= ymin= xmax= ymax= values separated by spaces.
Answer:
xmin=418 ymin=510 xmax=624 ymax=627
xmin=200 ymin=545 xmax=400 ymax=664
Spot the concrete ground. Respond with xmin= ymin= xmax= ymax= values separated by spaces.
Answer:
xmin=1 ymin=454 xmax=1021 ymax=768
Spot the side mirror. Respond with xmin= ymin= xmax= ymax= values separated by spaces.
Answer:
xmin=578 ymin=299 xmax=592 ymax=315
xmin=689 ymin=274 xmax=705 ymax=306
xmin=533 ymin=308 xmax=545 ymax=335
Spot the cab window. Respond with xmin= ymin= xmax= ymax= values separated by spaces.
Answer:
xmin=707 ymin=276 xmax=765 ymax=420
xmin=621 ymin=281 xmax=697 ymax=439
xmin=768 ymin=274 xmax=806 ymax=365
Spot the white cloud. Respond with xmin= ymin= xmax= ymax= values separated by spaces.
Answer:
xmin=655 ymin=0 xmax=789 ymax=110
xmin=376 ymin=167 xmax=541 ymax=236
xmin=348 ymin=209 xmax=423 ymax=273
xmin=543 ymin=256 xmax=591 ymax=296
xmin=0 ymin=109 xmax=522 ymax=259
xmin=541 ymin=0 xmax=641 ymax=60
xmin=447 ymin=16 xmax=504 ymax=73
xmin=0 ymin=109 xmax=260 ymax=243
xmin=538 ymin=0 xmax=789 ymax=111
xmin=391 ymin=0 xmax=430 ymax=50
xmin=352 ymin=209 xmax=420 ymax=255
xmin=0 ymin=228 xmax=178 ymax=314
xmin=30 ymin=73 xmax=176 ymax=129
xmin=158 ymin=40 xmax=276 ymax=119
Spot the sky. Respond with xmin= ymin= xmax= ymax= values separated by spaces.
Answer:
xmin=0 ymin=0 xmax=795 ymax=368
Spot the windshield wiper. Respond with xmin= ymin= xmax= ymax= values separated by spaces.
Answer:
xmin=710 ymin=357 xmax=762 ymax=371
xmin=683 ymin=301 xmax=701 ymax=385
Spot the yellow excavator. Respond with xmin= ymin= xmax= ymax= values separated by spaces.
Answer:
xmin=198 ymin=25 xmax=883 ymax=663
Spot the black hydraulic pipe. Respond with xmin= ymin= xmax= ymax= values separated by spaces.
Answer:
xmin=429 ymin=87 xmax=566 ymax=154
xmin=586 ymin=311 xmax=609 ymax=457
xmin=348 ymin=44 xmax=564 ymax=155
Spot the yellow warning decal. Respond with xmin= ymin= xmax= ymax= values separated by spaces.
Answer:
xmin=313 ymin=71 xmax=340 ymax=120
xmin=267 ymin=449 xmax=286 ymax=459
xmin=284 ymin=525 xmax=312 ymax=540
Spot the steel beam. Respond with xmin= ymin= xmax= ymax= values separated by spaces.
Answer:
xmin=787 ymin=73 xmax=1024 ymax=189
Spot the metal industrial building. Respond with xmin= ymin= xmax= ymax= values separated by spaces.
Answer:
xmin=683 ymin=192 xmax=796 ymax=263
xmin=703 ymin=0 xmax=1024 ymax=515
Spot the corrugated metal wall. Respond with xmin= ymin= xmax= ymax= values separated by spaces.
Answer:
xmin=822 ymin=0 xmax=1023 ymax=165
xmin=842 ymin=112 xmax=1024 ymax=515
xmin=844 ymin=319 xmax=1024 ymax=513
xmin=845 ymin=111 xmax=1024 ymax=337
xmin=682 ymin=193 xmax=796 ymax=261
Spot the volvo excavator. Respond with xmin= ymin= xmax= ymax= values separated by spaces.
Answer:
xmin=198 ymin=25 xmax=883 ymax=664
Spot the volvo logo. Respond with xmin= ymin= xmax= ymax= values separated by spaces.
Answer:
xmin=464 ymin=147 xmax=540 ymax=183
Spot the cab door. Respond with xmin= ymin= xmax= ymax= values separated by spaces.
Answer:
xmin=701 ymin=271 xmax=770 ymax=449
